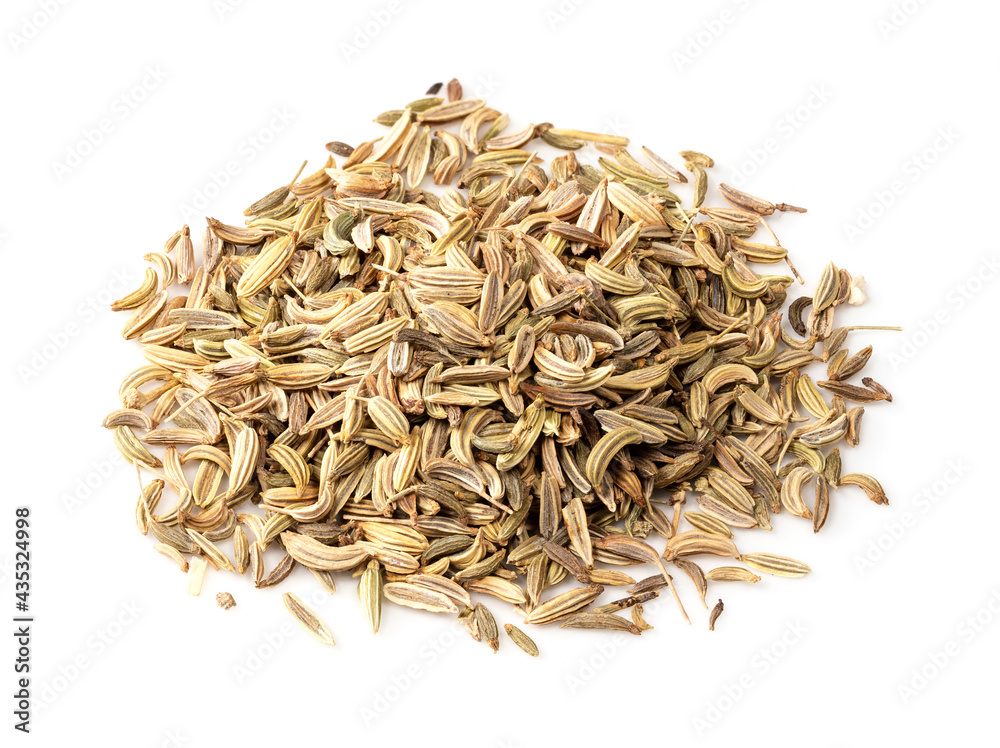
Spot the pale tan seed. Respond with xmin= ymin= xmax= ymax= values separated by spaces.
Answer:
xmin=548 ymin=128 xmax=628 ymax=146
xmin=112 ymin=268 xmax=159 ymax=311
xmin=281 ymin=532 xmax=370 ymax=572
xmin=562 ymin=497 xmax=593 ymax=568
xmin=185 ymin=529 xmax=235 ymax=572
xmin=839 ymin=472 xmax=888 ymax=505
xmin=523 ymin=584 xmax=603 ymax=625
xmin=740 ymin=552 xmax=812 ymax=578
xmin=705 ymin=566 xmax=761 ymax=583
xmin=560 ymin=612 xmax=640 ymax=634
xmin=672 ymin=560 xmax=709 ymax=609
xmin=186 ymin=556 xmax=208 ymax=596
xmin=781 ymin=466 xmax=815 ymax=519
xmin=359 ymin=560 xmax=382 ymax=633
xmin=631 ymin=603 xmax=653 ymax=631
xmin=684 ymin=511 xmax=735 ymax=538
xmin=366 ymin=396 xmax=411 ymax=444
xmin=664 ymin=531 xmax=739 ymax=560
xmin=282 ymin=593 xmax=336 ymax=646
xmin=507 ymin=324 xmax=535 ymax=374
xmin=235 ymin=232 xmax=298 ymax=299
xmin=417 ymin=98 xmax=486 ymax=123
xmin=152 ymin=543 xmax=189 ymax=572
xmin=383 ymin=582 xmax=460 ymax=614
xmin=233 ymin=527 xmax=249 ymax=575
xmin=464 ymin=576 xmax=527 ymax=605
xmin=587 ymin=569 xmax=637 ymax=586
xmin=585 ymin=427 xmax=642 ymax=486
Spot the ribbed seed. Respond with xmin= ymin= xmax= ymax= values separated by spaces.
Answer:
xmin=562 ymin=497 xmax=593 ymax=567
xmin=504 ymin=624 xmax=539 ymax=656
xmin=705 ymin=566 xmax=761 ymax=583
xmin=282 ymin=593 xmax=336 ymax=646
xmin=585 ymin=427 xmax=642 ymax=486
xmin=839 ymin=472 xmax=888 ymax=505
xmin=523 ymin=584 xmax=603 ymax=625
xmin=359 ymin=560 xmax=382 ymax=633
xmin=383 ymin=583 xmax=460 ymax=613
xmin=740 ymin=553 xmax=812 ymax=578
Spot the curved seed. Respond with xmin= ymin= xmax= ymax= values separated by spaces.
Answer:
xmin=839 ymin=472 xmax=888 ymax=505
xmin=112 ymin=268 xmax=160 ymax=311
xmin=781 ymin=466 xmax=815 ymax=519
xmin=705 ymin=566 xmax=761 ymax=583
xmin=281 ymin=532 xmax=370 ymax=572
xmin=585 ymin=427 xmax=642 ymax=486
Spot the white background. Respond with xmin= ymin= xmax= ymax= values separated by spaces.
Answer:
xmin=2 ymin=0 xmax=998 ymax=745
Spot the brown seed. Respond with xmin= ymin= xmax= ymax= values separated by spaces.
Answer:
xmin=708 ymin=599 xmax=724 ymax=631
xmin=813 ymin=474 xmax=831 ymax=533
